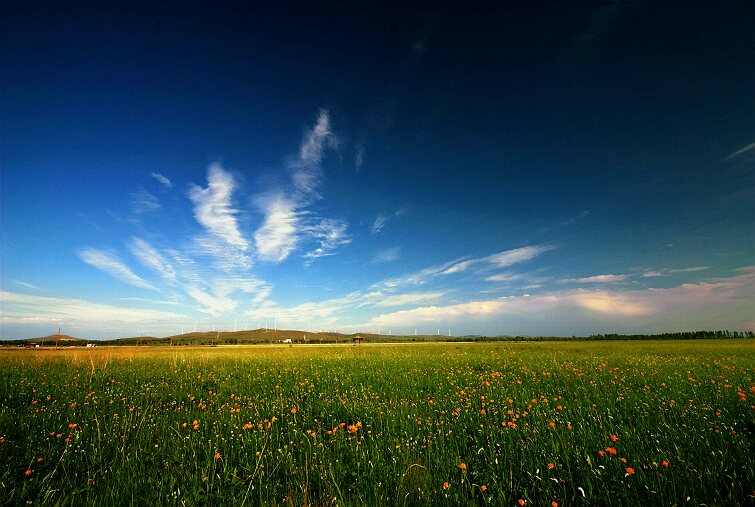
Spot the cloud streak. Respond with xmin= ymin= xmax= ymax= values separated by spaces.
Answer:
xmin=189 ymin=164 xmax=248 ymax=251
xmin=151 ymin=172 xmax=172 ymax=189
xmin=254 ymin=195 xmax=298 ymax=263
xmin=79 ymin=249 xmax=157 ymax=290
xmin=360 ymin=267 xmax=755 ymax=334
xmin=726 ymin=141 xmax=755 ymax=160
xmin=130 ymin=238 xmax=177 ymax=283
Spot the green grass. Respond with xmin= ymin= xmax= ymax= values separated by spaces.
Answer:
xmin=1 ymin=340 xmax=753 ymax=506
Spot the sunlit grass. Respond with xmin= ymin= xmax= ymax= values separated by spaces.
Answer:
xmin=1 ymin=340 xmax=753 ymax=505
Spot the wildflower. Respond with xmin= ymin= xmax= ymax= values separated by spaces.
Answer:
xmin=214 ymin=452 xmax=221 ymax=460
xmin=605 ymin=447 xmax=617 ymax=455
xmin=610 ymin=434 xmax=618 ymax=442
xmin=548 ymin=421 xmax=556 ymax=429
xmin=36 ymin=457 xmax=43 ymax=463
xmin=68 ymin=423 xmax=78 ymax=430
xmin=25 ymin=469 xmax=32 ymax=476
xmin=598 ymin=450 xmax=605 ymax=457
xmin=518 ymin=500 xmax=526 ymax=506
xmin=626 ymin=467 xmax=635 ymax=475
xmin=481 ymin=485 xmax=487 ymax=492
xmin=290 ymin=407 xmax=297 ymax=414
xmin=552 ymin=502 xmax=559 ymax=507
xmin=443 ymin=481 xmax=450 ymax=490
xmin=661 ymin=460 xmax=669 ymax=467
xmin=459 ymin=462 xmax=467 ymax=472
xmin=548 ymin=463 xmax=555 ymax=470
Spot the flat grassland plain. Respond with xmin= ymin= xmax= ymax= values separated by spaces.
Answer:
xmin=1 ymin=340 xmax=753 ymax=506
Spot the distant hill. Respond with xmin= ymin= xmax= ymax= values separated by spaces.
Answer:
xmin=0 ymin=334 xmax=87 ymax=346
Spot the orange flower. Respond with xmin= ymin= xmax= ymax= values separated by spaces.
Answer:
xmin=459 ymin=462 xmax=467 ymax=472
xmin=626 ymin=467 xmax=635 ymax=475
xmin=548 ymin=421 xmax=556 ymax=429
xmin=25 ymin=469 xmax=32 ymax=476
xmin=548 ymin=463 xmax=555 ymax=470
xmin=661 ymin=460 xmax=669 ymax=467
xmin=290 ymin=407 xmax=297 ymax=414
xmin=68 ymin=423 xmax=78 ymax=430
xmin=214 ymin=452 xmax=221 ymax=460
xmin=443 ymin=481 xmax=450 ymax=490
xmin=481 ymin=485 xmax=487 ymax=492
xmin=610 ymin=433 xmax=618 ymax=442
xmin=552 ymin=502 xmax=559 ymax=507
xmin=605 ymin=447 xmax=617 ymax=455
xmin=598 ymin=450 xmax=605 ymax=457
xmin=518 ymin=500 xmax=526 ymax=506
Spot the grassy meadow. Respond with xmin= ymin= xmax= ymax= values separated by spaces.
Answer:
xmin=1 ymin=340 xmax=753 ymax=506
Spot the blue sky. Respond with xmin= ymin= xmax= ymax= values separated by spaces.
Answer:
xmin=1 ymin=2 xmax=753 ymax=339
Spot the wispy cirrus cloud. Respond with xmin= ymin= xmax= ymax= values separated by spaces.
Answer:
xmin=189 ymin=164 xmax=248 ymax=251
xmin=151 ymin=172 xmax=172 ymax=189
xmin=373 ymin=247 xmax=401 ymax=264
xmin=9 ymin=279 xmax=43 ymax=291
xmin=563 ymin=274 xmax=629 ymax=284
xmin=360 ymin=267 xmax=755 ymax=334
xmin=374 ymin=291 xmax=445 ymax=308
xmin=440 ymin=245 xmax=556 ymax=277
xmin=726 ymin=141 xmax=755 ymax=160
xmin=291 ymin=109 xmax=338 ymax=199
xmin=254 ymin=194 xmax=298 ymax=263
xmin=130 ymin=238 xmax=177 ymax=283
xmin=0 ymin=291 xmax=183 ymax=325
xmin=371 ymin=208 xmax=405 ymax=235
xmin=130 ymin=186 xmax=160 ymax=216
xmin=371 ymin=214 xmax=389 ymax=234
xmin=642 ymin=266 xmax=708 ymax=278
xmin=304 ymin=219 xmax=351 ymax=262
xmin=483 ymin=245 xmax=556 ymax=268
xmin=253 ymin=110 xmax=348 ymax=264
xmin=79 ymin=248 xmax=157 ymax=290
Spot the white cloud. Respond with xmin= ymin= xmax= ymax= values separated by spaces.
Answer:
xmin=130 ymin=186 xmax=160 ymax=215
xmin=0 ymin=291 xmax=181 ymax=325
xmin=642 ymin=271 xmax=664 ymax=278
xmin=151 ymin=172 xmax=172 ymax=189
xmin=374 ymin=292 xmax=445 ymax=308
xmin=440 ymin=260 xmax=474 ymax=275
xmin=355 ymin=143 xmax=365 ymax=171
xmin=130 ymin=238 xmax=177 ymax=283
xmin=291 ymin=109 xmax=337 ymax=198
xmin=485 ymin=272 xmax=528 ymax=283
xmin=79 ymin=249 xmax=157 ymax=290
xmin=373 ymin=247 xmax=401 ymax=264
xmin=371 ymin=214 xmax=388 ymax=234
xmin=669 ymin=266 xmax=708 ymax=274
xmin=641 ymin=266 xmax=708 ymax=278
xmin=360 ymin=267 xmax=755 ymax=334
xmin=9 ymin=279 xmax=42 ymax=290
xmin=483 ymin=245 xmax=555 ymax=268
xmin=435 ymin=245 xmax=554 ymax=278
xmin=304 ymin=219 xmax=351 ymax=261
xmin=254 ymin=195 xmax=298 ymax=263
xmin=566 ymin=274 xmax=629 ymax=284
xmin=185 ymin=285 xmax=236 ymax=317
xmin=188 ymin=164 xmax=248 ymax=250
xmin=726 ymin=141 xmax=755 ymax=160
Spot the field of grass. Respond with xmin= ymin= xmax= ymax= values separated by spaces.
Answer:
xmin=1 ymin=340 xmax=753 ymax=506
